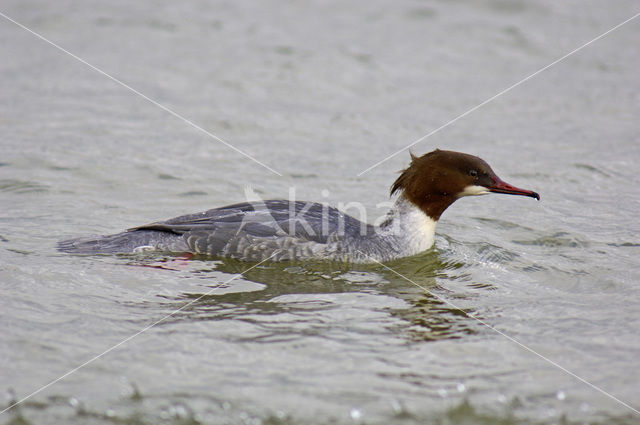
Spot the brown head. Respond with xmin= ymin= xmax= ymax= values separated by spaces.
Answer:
xmin=391 ymin=149 xmax=540 ymax=220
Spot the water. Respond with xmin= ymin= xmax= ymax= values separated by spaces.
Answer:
xmin=1 ymin=0 xmax=640 ymax=424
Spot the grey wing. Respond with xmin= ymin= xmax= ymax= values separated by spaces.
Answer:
xmin=128 ymin=200 xmax=356 ymax=257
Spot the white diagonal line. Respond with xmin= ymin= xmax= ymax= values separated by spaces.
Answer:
xmin=357 ymin=11 xmax=640 ymax=176
xmin=0 ymin=253 xmax=277 ymax=415
xmin=360 ymin=251 xmax=640 ymax=416
xmin=0 ymin=10 xmax=282 ymax=177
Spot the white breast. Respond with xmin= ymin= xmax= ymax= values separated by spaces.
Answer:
xmin=379 ymin=196 xmax=437 ymax=257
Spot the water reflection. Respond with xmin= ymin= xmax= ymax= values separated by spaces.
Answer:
xmin=127 ymin=249 xmax=478 ymax=342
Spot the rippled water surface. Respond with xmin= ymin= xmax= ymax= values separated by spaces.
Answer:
xmin=2 ymin=1 xmax=640 ymax=424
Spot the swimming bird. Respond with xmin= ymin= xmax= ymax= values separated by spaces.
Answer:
xmin=58 ymin=149 xmax=539 ymax=262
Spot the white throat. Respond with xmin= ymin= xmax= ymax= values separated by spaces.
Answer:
xmin=457 ymin=184 xmax=490 ymax=197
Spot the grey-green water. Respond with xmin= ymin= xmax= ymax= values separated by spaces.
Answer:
xmin=1 ymin=1 xmax=640 ymax=424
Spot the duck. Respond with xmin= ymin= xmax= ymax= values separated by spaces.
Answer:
xmin=58 ymin=149 xmax=539 ymax=262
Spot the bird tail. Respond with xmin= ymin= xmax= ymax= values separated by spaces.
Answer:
xmin=57 ymin=232 xmax=149 ymax=254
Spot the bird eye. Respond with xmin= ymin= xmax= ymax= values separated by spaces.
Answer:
xmin=469 ymin=170 xmax=478 ymax=177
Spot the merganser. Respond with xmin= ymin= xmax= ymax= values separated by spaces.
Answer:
xmin=58 ymin=149 xmax=539 ymax=262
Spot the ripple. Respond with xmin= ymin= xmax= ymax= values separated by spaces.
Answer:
xmin=466 ymin=281 xmax=497 ymax=290
xmin=0 ymin=179 xmax=48 ymax=193
xmin=178 ymin=190 xmax=208 ymax=197
xmin=157 ymin=173 xmax=180 ymax=180
xmin=475 ymin=243 xmax=520 ymax=263
xmin=608 ymin=242 xmax=640 ymax=248
xmin=522 ymin=263 xmax=547 ymax=273
xmin=574 ymin=163 xmax=611 ymax=177
xmin=473 ymin=217 xmax=528 ymax=230
xmin=513 ymin=232 xmax=590 ymax=248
